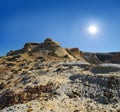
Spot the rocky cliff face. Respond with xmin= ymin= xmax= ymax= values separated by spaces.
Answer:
xmin=0 ymin=38 xmax=120 ymax=112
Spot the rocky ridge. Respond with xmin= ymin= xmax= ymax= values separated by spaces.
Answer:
xmin=0 ymin=38 xmax=120 ymax=112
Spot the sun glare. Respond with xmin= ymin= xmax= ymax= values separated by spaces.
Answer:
xmin=88 ymin=25 xmax=98 ymax=35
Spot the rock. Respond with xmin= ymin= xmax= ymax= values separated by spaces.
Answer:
xmin=44 ymin=38 xmax=54 ymax=43
xmin=83 ymin=52 xmax=120 ymax=64
xmin=0 ymin=82 xmax=5 ymax=90
xmin=66 ymin=48 xmax=83 ymax=60
xmin=23 ymin=43 xmax=40 ymax=52
xmin=91 ymin=64 xmax=120 ymax=74
xmin=0 ymin=38 xmax=120 ymax=112
xmin=6 ymin=50 xmax=14 ymax=56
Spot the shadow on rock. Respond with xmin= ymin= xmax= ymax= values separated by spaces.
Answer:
xmin=69 ymin=74 xmax=120 ymax=104
xmin=90 ymin=64 xmax=120 ymax=74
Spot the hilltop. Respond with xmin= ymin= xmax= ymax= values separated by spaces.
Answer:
xmin=0 ymin=38 xmax=120 ymax=112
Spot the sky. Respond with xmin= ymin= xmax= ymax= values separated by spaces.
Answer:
xmin=0 ymin=0 xmax=120 ymax=56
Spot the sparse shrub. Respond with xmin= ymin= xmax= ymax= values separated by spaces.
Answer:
xmin=28 ymin=52 xmax=33 ymax=56
xmin=7 ymin=57 xmax=16 ymax=61
xmin=24 ymin=66 xmax=29 ymax=69
xmin=117 ymin=109 xmax=120 ymax=112
xmin=6 ymin=63 xmax=16 ymax=67
xmin=13 ymin=70 xmax=19 ymax=74
xmin=36 ymin=56 xmax=44 ymax=60
xmin=64 ymin=54 xmax=69 ymax=58
xmin=0 ymin=83 xmax=55 ymax=109
xmin=26 ymin=108 xmax=33 ymax=112
xmin=0 ymin=82 xmax=5 ymax=90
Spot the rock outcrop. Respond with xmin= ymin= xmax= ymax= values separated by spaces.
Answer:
xmin=6 ymin=38 xmax=83 ymax=61
xmin=0 ymin=38 xmax=120 ymax=112
xmin=83 ymin=52 xmax=120 ymax=64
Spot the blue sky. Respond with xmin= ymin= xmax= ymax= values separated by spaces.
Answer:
xmin=0 ymin=0 xmax=120 ymax=56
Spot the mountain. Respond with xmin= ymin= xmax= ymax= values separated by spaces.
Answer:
xmin=0 ymin=38 xmax=120 ymax=112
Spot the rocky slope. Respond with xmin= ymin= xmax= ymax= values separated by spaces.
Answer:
xmin=0 ymin=38 xmax=120 ymax=112
xmin=83 ymin=52 xmax=120 ymax=64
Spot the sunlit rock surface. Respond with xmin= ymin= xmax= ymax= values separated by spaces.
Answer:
xmin=0 ymin=38 xmax=120 ymax=112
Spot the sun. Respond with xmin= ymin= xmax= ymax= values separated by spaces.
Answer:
xmin=88 ymin=25 xmax=98 ymax=35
